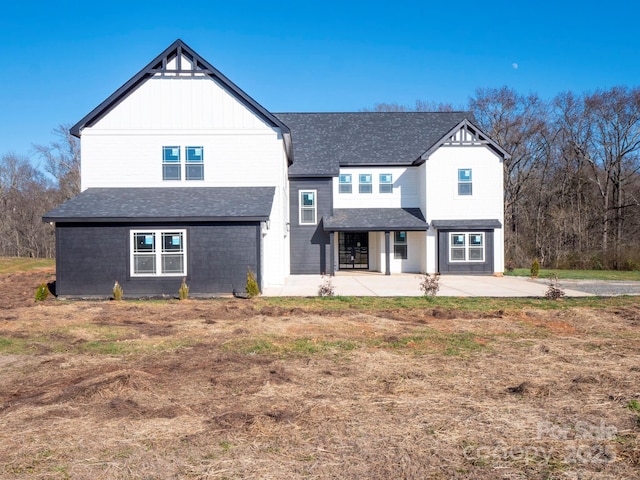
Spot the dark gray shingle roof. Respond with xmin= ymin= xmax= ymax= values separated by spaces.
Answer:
xmin=43 ymin=187 xmax=275 ymax=223
xmin=430 ymin=219 xmax=502 ymax=229
xmin=275 ymin=112 xmax=475 ymax=177
xmin=323 ymin=208 xmax=427 ymax=231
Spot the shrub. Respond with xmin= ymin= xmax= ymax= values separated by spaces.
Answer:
xmin=419 ymin=273 xmax=440 ymax=297
xmin=545 ymin=274 xmax=565 ymax=300
xmin=179 ymin=278 xmax=189 ymax=300
xmin=246 ymin=268 xmax=260 ymax=298
xmin=530 ymin=258 xmax=540 ymax=278
xmin=318 ymin=275 xmax=335 ymax=297
xmin=112 ymin=281 xmax=123 ymax=301
xmin=505 ymin=259 xmax=516 ymax=272
xmin=34 ymin=283 xmax=49 ymax=302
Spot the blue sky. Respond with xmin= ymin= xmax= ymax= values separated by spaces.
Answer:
xmin=1 ymin=0 xmax=638 ymax=159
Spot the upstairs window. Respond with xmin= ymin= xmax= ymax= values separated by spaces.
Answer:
xmin=359 ymin=174 xmax=372 ymax=194
xmin=379 ymin=174 xmax=393 ymax=193
xmin=394 ymin=231 xmax=407 ymax=259
xmin=162 ymin=146 xmax=181 ymax=181
xmin=131 ymin=230 xmax=186 ymax=276
xmin=186 ymin=146 xmax=204 ymax=180
xmin=458 ymin=169 xmax=472 ymax=195
xmin=299 ymin=190 xmax=317 ymax=225
xmin=339 ymin=174 xmax=352 ymax=194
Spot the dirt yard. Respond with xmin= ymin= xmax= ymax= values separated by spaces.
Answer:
xmin=1 ymin=269 xmax=639 ymax=479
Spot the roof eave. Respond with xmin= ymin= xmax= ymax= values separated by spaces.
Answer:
xmin=44 ymin=215 xmax=269 ymax=224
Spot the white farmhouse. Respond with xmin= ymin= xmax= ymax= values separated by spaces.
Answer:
xmin=44 ymin=40 xmax=509 ymax=296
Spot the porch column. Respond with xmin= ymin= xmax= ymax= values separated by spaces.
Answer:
xmin=385 ymin=231 xmax=391 ymax=275
xmin=329 ymin=231 xmax=335 ymax=275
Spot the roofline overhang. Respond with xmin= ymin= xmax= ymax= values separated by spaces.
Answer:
xmin=43 ymin=215 xmax=269 ymax=224
xmin=323 ymin=225 xmax=428 ymax=232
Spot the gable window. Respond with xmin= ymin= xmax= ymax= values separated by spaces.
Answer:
xmin=379 ymin=174 xmax=393 ymax=193
xmin=359 ymin=174 xmax=372 ymax=194
xmin=449 ymin=232 xmax=484 ymax=262
xmin=299 ymin=190 xmax=317 ymax=225
xmin=162 ymin=146 xmax=181 ymax=181
xmin=458 ymin=169 xmax=472 ymax=195
xmin=131 ymin=229 xmax=186 ymax=276
xmin=394 ymin=231 xmax=407 ymax=259
xmin=186 ymin=146 xmax=204 ymax=180
xmin=339 ymin=174 xmax=352 ymax=193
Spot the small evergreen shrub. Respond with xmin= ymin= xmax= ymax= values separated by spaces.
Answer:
xmin=246 ymin=268 xmax=260 ymax=298
xmin=318 ymin=275 xmax=335 ymax=297
xmin=530 ymin=258 xmax=540 ymax=278
xmin=34 ymin=283 xmax=49 ymax=302
xmin=545 ymin=274 xmax=565 ymax=300
xmin=419 ymin=273 xmax=440 ymax=297
xmin=179 ymin=278 xmax=189 ymax=300
xmin=112 ymin=281 xmax=123 ymax=301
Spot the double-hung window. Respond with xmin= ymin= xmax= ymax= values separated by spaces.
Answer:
xmin=458 ymin=168 xmax=472 ymax=195
xmin=299 ymin=190 xmax=317 ymax=225
xmin=339 ymin=174 xmax=352 ymax=193
xmin=162 ymin=146 xmax=181 ymax=180
xmin=449 ymin=232 xmax=484 ymax=262
xmin=186 ymin=146 xmax=204 ymax=180
xmin=359 ymin=174 xmax=372 ymax=193
xmin=379 ymin=174 xmax=393 ymax=193
xmin=394 ymin=231 xmax=407 ymax=259
xmin=131 ymin=230 xmax=187 ymax=276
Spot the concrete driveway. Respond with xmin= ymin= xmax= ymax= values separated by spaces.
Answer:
xmin=262 ymin=273 xmax=596 ymax=297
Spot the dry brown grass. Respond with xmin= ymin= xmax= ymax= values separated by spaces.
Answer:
xmin=0 ymin=271 xmax=639 ymax=479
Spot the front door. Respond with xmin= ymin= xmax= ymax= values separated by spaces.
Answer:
xmin=338 ymin=232 xmax=369 ymax=269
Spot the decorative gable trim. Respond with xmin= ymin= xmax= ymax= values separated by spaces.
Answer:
xmin=414 ymin=118 xmax=511 ymax=164
xmin=70 ymin=39 xmax=292 ymax=164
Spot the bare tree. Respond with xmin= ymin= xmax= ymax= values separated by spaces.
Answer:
xmin=469 ymin=87 xmax=550 ymax=264
xmin=0 ymin=153 xmax=56 ymax=257
xmin=33 ymin=124 xmax=80 ymax=202
xmin=362 ymin=100 xmax=456 ymax=112
xmin=582 ymin=87 xmax=640 ymax=266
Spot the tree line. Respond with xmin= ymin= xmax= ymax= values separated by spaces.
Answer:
xmin=369 ymin=86 xmax=640 ymax=270
xmin=2 ymin=86 xmax=640 ymax=269
xmin=0 ymin=126 xmax=79 ymax=258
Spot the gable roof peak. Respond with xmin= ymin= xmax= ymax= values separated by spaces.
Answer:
xmin=69 ymin=39 xmax=292 ymax=162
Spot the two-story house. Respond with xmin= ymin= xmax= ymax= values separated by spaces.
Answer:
xmin=44 ymin=39 xmax=509 ymax=297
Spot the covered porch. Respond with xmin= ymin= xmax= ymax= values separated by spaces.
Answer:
xmin=323 ymin=208 xmax=428 ymax=275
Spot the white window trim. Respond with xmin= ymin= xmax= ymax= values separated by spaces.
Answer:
xmin=185 ymin=145 xmax=204 ymax=181
xmin=379 ymin=173 xmax=393 ymax=193
xmin=130 ymin=229 xmax=187 ymax=277
xmin=457 ymin=168 xmax=473 ymax=196
xmin=299 ymin=190 xmax=317 ymax=225
xmin=359 ymin=174 xmax=372 ymax=194
xmin=449 ymin=232 xmax=485 ymax=263
xmin=339 ymin=174 xmax=352 ymax=194
xmin=394 ymin=230 xmax=407 ymax=260
xmin=162 ymin=145 xmax=181 ymax=181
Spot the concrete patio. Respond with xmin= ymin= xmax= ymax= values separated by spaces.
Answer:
xmin=262 ymin=273 xmax=595 ymax=297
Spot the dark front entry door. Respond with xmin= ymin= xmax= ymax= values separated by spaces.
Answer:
xmin=339 ymin=232 xmax=369 ymax=269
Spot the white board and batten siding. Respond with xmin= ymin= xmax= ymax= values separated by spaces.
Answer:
xmin=80 ymin=76 xmax=290 ymax=287
xmin=424 ymin=144 xmax=505 ymax=273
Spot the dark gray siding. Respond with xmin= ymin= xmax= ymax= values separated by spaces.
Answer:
xmin=55 ymin=222 xmax=260 ymax=297
xmin=289 ymin=178 xmax=333 ymax=274
xmin=438 ymin=229 xmax=494 ymax=274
